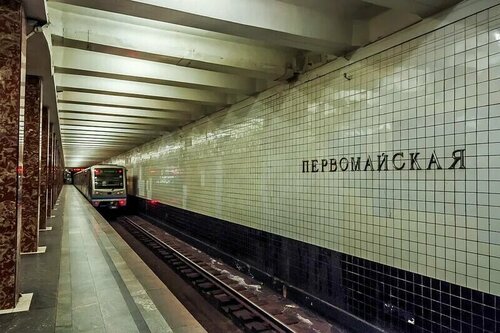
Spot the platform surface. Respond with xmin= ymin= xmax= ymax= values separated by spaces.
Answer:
xmin=0 ymin=186 xmax=206 ymax=333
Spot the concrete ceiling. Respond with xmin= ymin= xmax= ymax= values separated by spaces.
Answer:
xmin=40 ymin=0 xmax=461 ymax=167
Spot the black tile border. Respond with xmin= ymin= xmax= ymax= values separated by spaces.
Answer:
xmin=128 ymin=195 xmax=500 ymax=333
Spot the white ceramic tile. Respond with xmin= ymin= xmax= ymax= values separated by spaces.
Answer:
xmin=108 ymin=5 xmax=500 ymax=296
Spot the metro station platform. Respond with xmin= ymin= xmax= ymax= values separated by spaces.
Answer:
xmin=0 ymin=186 xmax=206 ymax=333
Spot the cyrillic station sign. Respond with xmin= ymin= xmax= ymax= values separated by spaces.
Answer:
xmin=302 ymin=149 xmax=465 ymax=173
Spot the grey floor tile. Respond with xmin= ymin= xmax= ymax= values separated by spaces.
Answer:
xmin=71 ymin=292 xmax=98 ymax=309
xmin=139 ymin=308 xmax=174 ymax=333
xmin=56 ymin=294 xmax=72 ymax=327
xmin=71 ymin=281 xmax=95 ymax=295
xmin=50 ymin=188 xmax=205 ymax=333
xmin=103 ymin=313 xmax=140 ymax=333
xmin=70 ymin=271 xmax=94 ymax=285
xmin=100 ymin=305 xmax=133 ymax=323
xmin=93 ymin=276 xmax=119 ymax=292
xmin=173 ymin=326 xmax=207 ymax=333
xmin=55 ymin=327 xmax=73 ymax=333
xmin=117 ymin=269 xmax=137 ymax=282
xmin=0 ymin=314 xmax=15 ymax=331
xmin=3 ymin=307 xmax=56 ymax=333
xmin=132 ymin=274 xmax=166 ymax=292
xmin=99 ymin=295 xmax=131 ymax=319
xmin=123 ymin=279 xmax=145 ymax=296
xmin=96 ymin=286 xmax=124 ymax=302
xmin=79 ymin=328 xmax=106 ymax=333
xmin=146 ymin=290 xmax=199 ymax=331
xmin=72 ymin=303 xmax=105 ymax=332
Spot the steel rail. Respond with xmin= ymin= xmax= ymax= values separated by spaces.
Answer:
xmin=119 ymin=215 xmax=295 ymax=333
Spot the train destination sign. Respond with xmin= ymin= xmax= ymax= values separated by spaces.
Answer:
xmin=302 ymin=149 xmax=465 ymax=173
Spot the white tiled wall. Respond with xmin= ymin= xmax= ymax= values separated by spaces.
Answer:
xmin=109 ymin=5 xmax=500 ymax=296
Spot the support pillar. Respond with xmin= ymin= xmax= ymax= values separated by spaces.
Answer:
xmin=51 ymin=133 xmax=57 ymax=208
xmin=52 ymin=136 xmax=57 ymax=207
xmin=55 ymin=141 xmax=60 ymax=201
xmin=47 ymin=123 xmax=53 ymax=218
xmin=20 ymin=76 xmax=42 ymax=253
xmin=39 ymin=107 xmax=49 ymax=230
xmin=0 ymin=0 xmax=26 ymax=310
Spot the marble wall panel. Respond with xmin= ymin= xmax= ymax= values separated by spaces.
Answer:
xmin=20 ymin=76 xmax=42 ymax=253
xmin=0 ymin=0 xmax=26 ymax=310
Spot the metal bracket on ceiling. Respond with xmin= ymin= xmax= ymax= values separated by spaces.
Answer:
xmin=26 ymin=18 xmax=49 ymax=39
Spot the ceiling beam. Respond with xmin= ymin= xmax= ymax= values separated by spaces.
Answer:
xmin=49 ymin=0 xmax=352 ymax=53
xmin=60 ymin=129 xmax=157 ymax=139
xmin=59 ymin=119 xmax=173 ymax=131
xmin=63 ymin=148 xmax=132 ymax=152
xmin=61 ymin=136 xmax=144 ymax=143
xmin=48 ymin=5 xmax=294 ymax=79
xmin=63 ymin=142 xmax=137 ymax=148
xmin=53 ymin=46 xmax=259 ymax=95
xmin=58 ymin=103 xmax=194 ymax=121
xmin=62 ymin=139 xmax=149 ymax=146
xmin=64 ymin=153 xmax=129 ymax=159
xmin=58 ymin=91 xmax=210 ymax=114
xmin=59 ymin=111 xmax=182 ymax=126
xmin=60 ymin=124 xmax=167 ymax=135
xmin=55 ymin=73 xmax=234 ymax=106
xmin=64 ymin=150 xmax=129 ymax=154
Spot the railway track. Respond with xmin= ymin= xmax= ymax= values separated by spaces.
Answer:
xmin=119 ymin=216 xmax=296 ymax=333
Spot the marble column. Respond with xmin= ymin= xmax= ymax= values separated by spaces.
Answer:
xmin=51 ymin=133 xmax=57 ymax=207
xmin=39 ymin=107 xmax=49 ymax=230
xmin=55 ymin=142 xmax=61 ymax=199
xmin=0 ymin=0 xmax=26 ymax=310
xmin=52 ymin=137 xmax=57 ymax=207
xmin=20 ymin=76 xmax=42 ymax=253
xmin=47 ymin=123 xmax=53 ymax=218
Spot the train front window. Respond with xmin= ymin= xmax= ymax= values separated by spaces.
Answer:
xmin=94 ymin=168 xmax=124 ymax=189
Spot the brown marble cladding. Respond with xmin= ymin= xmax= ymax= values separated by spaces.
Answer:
xmin=56 ymin=151 xmax=61 ymax=197
xmin=0 ymin=0 xmax=26 ymax=310
xmin=51 ymin=132 xmax=56 ymax=207
xmin=20 ymin=76 xmax=42 ymax=253
xmin=52 ymin=136 xmax=57 ymax=207
xmin=47 ymin=123 xmax=53 ymax=218
xmin=39 ymin=107 xmax=48 ymax=229
xmin=56 ymin=145 xmax=62 ymax=200
xmin=52 ymin=135 xmax=60 ymax=205
xmin=54 ymin=137 xmax=62 ymax=203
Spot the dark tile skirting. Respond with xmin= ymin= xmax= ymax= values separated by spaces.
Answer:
xmin=128 ymin=196 xmax=500 ymax=333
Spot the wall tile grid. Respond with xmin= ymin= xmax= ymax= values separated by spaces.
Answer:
xmin=110 ymin=4 xmax=500 ymax=331
xmin=133 ymin=196 xmax=500 ymax=332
